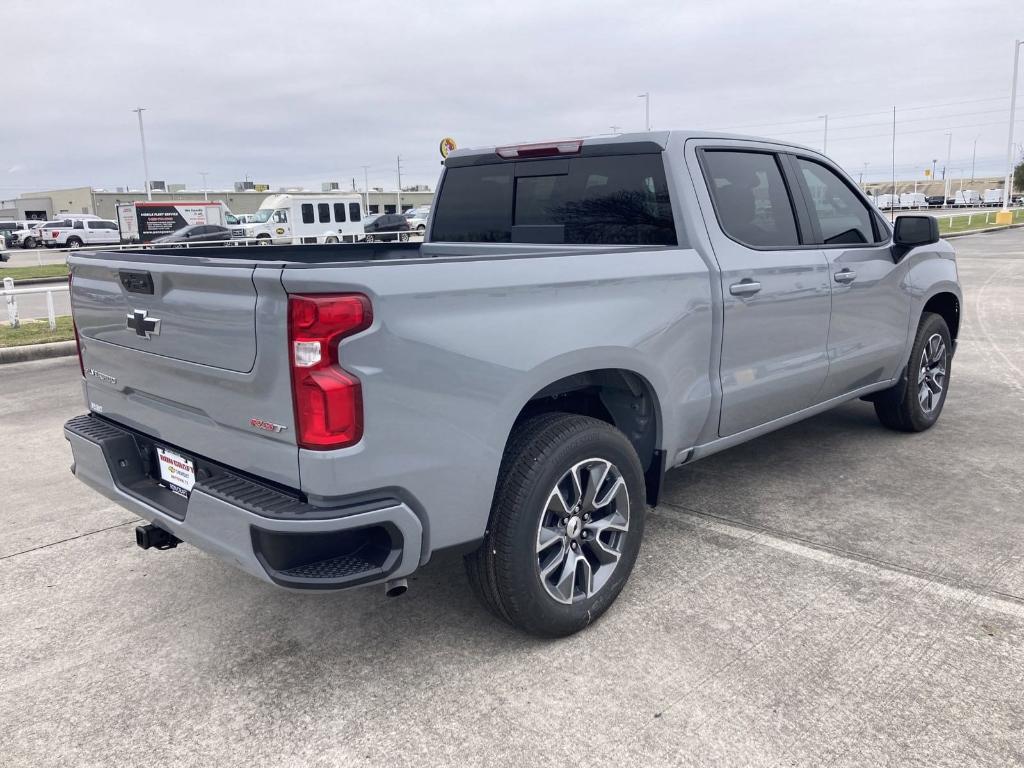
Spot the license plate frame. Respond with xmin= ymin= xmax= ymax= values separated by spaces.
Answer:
xmin=155 ymin=446 xmax=196 ymax=498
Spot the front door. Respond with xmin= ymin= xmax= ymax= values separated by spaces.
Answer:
xmin=693 ymin=146 xmax=832 ymax=436
xmin=789 ymin=156 xmax=910 ymax=399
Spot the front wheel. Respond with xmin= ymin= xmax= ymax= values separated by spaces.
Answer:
xmin=399 ymin=233 xmax=410 ymax=242
xmin=22 ymin=237 xmax=36 ymax=249
xmin=465 ymin=413 xmax=646 ymax=637
xmin=66 ymin=237 xmax=82 ymax=248
xmin=873 ymin=312 xmax=952 ymax=432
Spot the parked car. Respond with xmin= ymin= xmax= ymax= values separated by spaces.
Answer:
xmin=403 ymin=207 xmax=431 ymax=233
xmin=900 ymin=193 xmax=927 ymax=209
xmin=8 ymin=220 xmax=47 ymax=248
xmin=362 ymin=212 xmax=412 ymax=242
xmin=983 ymin=189 xmax=1005 ymax=207
xmin=233 ymin=194 xmax=364 ymax=244
xmin=925 ymin=195 xmax=946 ymax=208
xmin=152 ymin=224 xmax=233 ymax=245
xmin=41 ymin=218 xmax=120 ymax=248
xmin=64 ymin=131 xmax=961 ymax=637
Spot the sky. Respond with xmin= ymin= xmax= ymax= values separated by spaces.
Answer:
xmin=3 ymin=0 xmax=1023 ymax=198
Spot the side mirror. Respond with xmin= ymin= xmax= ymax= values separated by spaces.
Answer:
xmin=893 ymin=215 xmax=939 ymax=249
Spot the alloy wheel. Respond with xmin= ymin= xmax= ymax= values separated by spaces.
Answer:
xmin=918 ymin=333 xmax=947 ymax=414
xmin=536 ymin=457 xmax=630 ymax=604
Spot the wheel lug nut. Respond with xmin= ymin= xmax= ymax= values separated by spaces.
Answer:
xmin=570 ymin=541 xmax=578 ymax=550
xmin=583 ymin=513 xmax=590 ymax=521
xmin=581 ymin=531 xmax=588 ymax=539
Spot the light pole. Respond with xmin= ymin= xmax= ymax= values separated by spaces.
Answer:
xmin=199 ymin=171 xmax=209 ymax=201
xmin=931 ymin=158 xmax=937 ymax=182
xmin=638 ymin=93 xmax=650 ymax=131
xmin=818 ymin=114 xmax=828 ymax=154
xmin=132 ymin=107 xmax=151 ymax=201
xmin=1001 ymin=39 xmax=1022 ymax=213
xmin=944 ymin=132 xmax=953 ymax=205
xmin=361 ymin=165 xmax=370 ymax=214
xmin=610 ymin=125 xmax=621 ymax=134
xmin=860 ymin=162 xmax=869 ymax=187
xmin=971 ymin=136 xmax=979 ymax=182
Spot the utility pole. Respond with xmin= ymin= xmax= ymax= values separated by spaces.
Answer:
xmin=931 ymin=159 xmax=937 ymax=182
xmin=132 ymin=107 xmax=151 ymax=201
xmin=638 ymin=93 xmax=651 ymax=131
xmin=610 ymin=125 xmax=621 ymax=134
xmin=199 ymin=171 xmax=209 ymax=201
xmin=944 ymin=132 xmax=953 ymax=205
xmin=971 ymin=136 xmax=978 ymax=182
xmin=361 ymin=165 xmax=370 ymax=215
xmin=818 ymin=114 xmax=828 ymax=154
xmin=1001 ymin=39 xmax=1022 ymax=212
xmin=891 ymin=106 xmax=897 ymax=222
xmin=860 ymin=162 xmax=869 ymax=187
xmin=396 ymin=155 xmax=403 ymax=212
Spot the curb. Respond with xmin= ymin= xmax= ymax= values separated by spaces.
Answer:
xmin=944 ymin=221 xmax=1024 ymax=239
xmin=0 ymin=275 xmax=69 ymax=286
xmin=0 ymin=340 xmax=77 ymax=365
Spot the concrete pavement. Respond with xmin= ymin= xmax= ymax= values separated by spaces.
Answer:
xmin=1 ymin=230 xmax=1023 ymax=766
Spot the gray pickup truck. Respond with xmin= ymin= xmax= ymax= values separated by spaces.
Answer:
xmin=64 ymin=131 xmax=961 ymax=636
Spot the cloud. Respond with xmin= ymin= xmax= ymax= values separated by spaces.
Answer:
xmin=2 ymin=0 xmax=1020 ymax=196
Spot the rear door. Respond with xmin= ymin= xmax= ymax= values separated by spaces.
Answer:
xmin=786 ymin=155 xmax=910 ymax=399
xmin=691 ymin=143 xmax=832 ymax=436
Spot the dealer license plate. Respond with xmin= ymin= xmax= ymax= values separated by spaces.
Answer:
xmin=156 ymin=446 xmax=196 ymax=498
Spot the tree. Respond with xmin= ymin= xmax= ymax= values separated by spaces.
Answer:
xmin=1015 ymin=160 xmax=1024 ymax=195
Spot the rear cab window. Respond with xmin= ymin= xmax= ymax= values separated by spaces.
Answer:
xmin=431 ymin=153 xmax=677 ymax=245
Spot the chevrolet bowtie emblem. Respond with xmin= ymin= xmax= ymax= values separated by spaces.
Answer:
xmin=126 ymin=309 xmax=161 ymax=339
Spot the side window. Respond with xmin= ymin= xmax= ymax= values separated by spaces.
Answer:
xmin=275 ymin=209 xmax=289 ymax=224
xmin=349 ymin=202 xmax=361 ymax=222
xmin=74 ymin=220 xmax=85 ymax=229
xmin=300 ymin=204 xmax=314 ymax=224
xmin=796 ymin=158 xmax=879 ymax=245
xmin=317 ymin=203 xmax=330 ymax=223
xmin=333 ymin=203 xmax=347 ymax=222
xmin=701 ymin=150 xmax=800 ymax=248
xmin=87 ymin=221 xmax=102 ymax=229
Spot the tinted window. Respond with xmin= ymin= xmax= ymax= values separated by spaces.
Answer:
xmin=701 ymin=150 xmax=800 ymax=248
xmin=318 ymin=203 xmax=330 ymax=223
xmin=796 ymin=158 xmax=878 ymax=245
xmin=333 ymin=203 xmax=347 ymax=222
xmin=74 ymin=220 xmax=84 ymax=229
xmin=301 ymin=204 xmax=314 ymax=224
xmin=368 ymin=205 xmax=379 ymax=214
xmin=432 ymin=154 xmax=676 ymax=244
xmin=349 ymin=202 xmax=361 ymax=222
xmin=87 ymin=221 xmax=103 ymax=229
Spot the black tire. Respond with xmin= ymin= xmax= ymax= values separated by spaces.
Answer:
xmin=465 ymin=413 xmax=646 ymax=637
xmin=256 ymin=235 xmax=272 ymax=246
xmin=23 ymin=237 xmax=36 ymax=249
xmin=66 ymin=237 xmax=82 ymax=248
xmin=416 ymin=225 xmax=425 ymax=233
xmin=325 ymin=236 xmax=338 ymax=244
xmin=873 ymin=312 xmax=952 ymax=432
xmin=399 ymin=233 xmax=410 ymax=242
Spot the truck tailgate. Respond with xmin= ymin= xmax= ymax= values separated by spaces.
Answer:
xmin=69 ymin=254 xmax=300 ymax=488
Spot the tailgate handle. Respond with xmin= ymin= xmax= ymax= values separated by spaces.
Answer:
xmin=119 ymin=271 xmax=154 ymax=295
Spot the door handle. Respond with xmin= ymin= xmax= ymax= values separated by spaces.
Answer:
xmin=834 ymin=269 xmax=857 ymax=284
xmin=729 ymin=279 xmax=762 ymax=296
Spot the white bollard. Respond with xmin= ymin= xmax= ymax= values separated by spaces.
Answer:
xmin=46 ymin=290 xmax=56 ymax=331
xmin=3 ymin=276 xmax=18 ymax=329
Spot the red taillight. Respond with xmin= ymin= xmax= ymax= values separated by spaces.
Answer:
xmin=495 ymin=139 xmax=583 ymax=159
xmin=287 ymin=294 xmax=372 ymax=450
xmin=70 ymin=274 xmax=84 ymax=376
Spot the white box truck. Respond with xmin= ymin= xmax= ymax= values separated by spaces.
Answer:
xmin=117 ymin=201 xmax=238 ymax=243
xmin=982 ymin=189 xmax=1005 ymax=207
xmin=953 ymin=190 xmax=982 ymax=207
xmin=899 ymin=192 xmax=927 ymax=209
xmin=233 ymin=193 xmax=365 ymax=244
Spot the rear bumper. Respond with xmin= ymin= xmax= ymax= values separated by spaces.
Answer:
xmin=64 ymin=414 xmax=423 ymax=590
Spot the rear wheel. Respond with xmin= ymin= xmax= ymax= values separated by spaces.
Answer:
xmin=873 ymin=312 xmax=952 ymax=432
xmin=22 ymin=236 xmax=36 ymax=248
xmin=399 ymin=233 xmax=410 ymax=242
xmin=465 ymin=413 xmax=646 ymax=637
xmin=325 ymin=236 xmax=338 ymax=244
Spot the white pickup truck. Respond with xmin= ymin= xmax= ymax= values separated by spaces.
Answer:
xmin=42 ymin=218 xmax=120 ymax=248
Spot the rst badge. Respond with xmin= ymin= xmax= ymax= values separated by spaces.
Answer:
xmin=126 ymin=309 xmax=161 ymax=339
xmin=249 ymin=418 xmax=287 ymax=433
